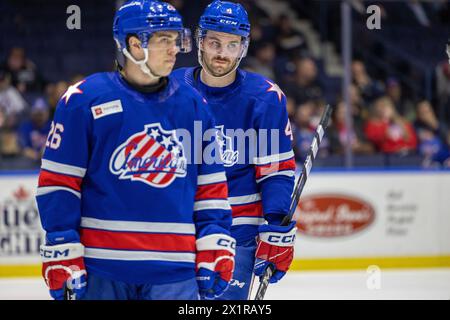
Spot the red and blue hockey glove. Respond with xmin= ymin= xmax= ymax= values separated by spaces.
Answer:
xmin=196 ymin=234 xmax=236 ymax=299
xmin=254 ymin=221 xmax=297 ymax=283
xmin=40 ymin=230 xmax=87 ymax=300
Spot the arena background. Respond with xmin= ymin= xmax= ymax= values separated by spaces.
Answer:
xmin=0 ymin=0 xmax=450 ymax=299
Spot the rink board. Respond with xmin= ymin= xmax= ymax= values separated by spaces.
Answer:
xmin=1 ymin=170 xmax=450 ymax=277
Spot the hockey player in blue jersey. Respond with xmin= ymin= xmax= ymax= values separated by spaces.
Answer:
xmin=36 ymin=0 xmax=236 ymax=300
xmin=172 ymin=1 xmax=297 ymax=300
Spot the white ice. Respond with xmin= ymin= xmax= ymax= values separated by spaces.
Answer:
xmin=1 ymin=268 xmax=449 ymax=300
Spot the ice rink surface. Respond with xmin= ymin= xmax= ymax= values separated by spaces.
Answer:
xmin=1 ymin=268 xmax=449 ymax=300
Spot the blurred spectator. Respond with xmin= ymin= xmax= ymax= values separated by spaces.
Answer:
xmin=275 ymin=14 xmax=308 ymax=58
xmin=414 ymin=100 xmax=450 ymax=167
xmin=2 ymin=47 xmax=44 ymax=94
xmin=385 ymin=77 xmax=415 ymax=121
xmin=292 ymin=101 xmax=315 ymax=161
xmin=245 ymin=42 xmax=276 ymax=80
xmin=328 ymin=101 xmax=374 ymax=155
xmin=364 ymin=96 xmax=417 ymax=154
xmin=286 ymin=95 xmax=296 ymax=122
xmin=45 ymin=81 xmax=68 ymax=118
xmin=18 ymin=97 xmax=51 ymax=162
xmin=337 ymin=84 xmax=369 ymax=128
xmin=0 ymin=68 xmax=28 ymax=129
xmin=435 ymin=61 xmax=450 ymax=126
xmin=247 ymin=17 xmax=275 ymax=56
xmin=285 ymin=57 xmax=324 ymax=104
xmin=0 ymin=130 xmax=21 ymax=158
xmin=348 ymin=84 xmax=368 ymax=120
xmin=292 ymin=100 xmax=329 ymax=161
xmin=70 ymin=74 xmax=85 ymax=85
xmin=351 ymin=60 xmax=385 ymax=105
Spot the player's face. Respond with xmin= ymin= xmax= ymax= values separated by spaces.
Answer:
xmin=146 ymin=31 xmax=180 ymax=77
xmin=201 ymin=31 xmax=243 ymax=77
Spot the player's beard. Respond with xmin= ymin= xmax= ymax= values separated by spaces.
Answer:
xmin=203 ymin=54 xmax=238 ymax=77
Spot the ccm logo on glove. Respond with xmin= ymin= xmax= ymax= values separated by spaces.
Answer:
xmin=267 ymin=234 xmax=296 ymax=244
xmin=217 ymin=238 xmax=237 ymax=250
xmin=40 ymin=248 xmax=71 ymax=259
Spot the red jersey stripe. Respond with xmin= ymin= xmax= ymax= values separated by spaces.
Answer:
xmin=80 ymin=228 xmax=196 ymax=252
xmin=195 ymin=182 xmax=228 ymax=201
xmin=255 ymin=158 xmax=296 ymax=179
xmin=38 ymin=169 xmax=83 ymax=191
xmin=231 ymin=201 xmax=263 ymax=218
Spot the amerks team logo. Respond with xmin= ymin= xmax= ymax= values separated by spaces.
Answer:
xmin=215 ymin=125 xmax=238 ymax=167
xmin=109 ymin=123 xmax=187 ymax=188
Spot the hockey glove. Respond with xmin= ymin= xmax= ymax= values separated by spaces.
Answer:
xmin=254 ymin=221 xmax=297 ymax=283
xmin=40 ymin=230 xmax=87 ymax=300
xmin=196 ymin=234 xmax=236 ymax=299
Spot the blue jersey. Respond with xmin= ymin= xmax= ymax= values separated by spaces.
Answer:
xmin=171 ymin=67 xmax=295 ymax=245
xmin=36 ymin=72 xmax=232 ymax=284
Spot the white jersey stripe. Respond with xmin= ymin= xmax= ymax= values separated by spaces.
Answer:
xmin=197 ymin=172 xmax=227 ymax=185
xmin=41 ymin=159 xmax=86 ymax=178
xmin=37 ymin=186 xmax=81 ymax=199
xmin=228 ymin=193 xmax=261 ymax=205
xmin=84 ymin=248 xmax=196 ymax=263
xmin=81 ymin=217 xmax=196 ymax=234
xmin=256 ymin=170 xmax=295 ymax=183
xmin=194 ymin=199 xmax=231 ymax=211
xmin=232 ymin=217 xmax=266 ymax=226
xmin=252 ymin=150 xmax=295 ymax=165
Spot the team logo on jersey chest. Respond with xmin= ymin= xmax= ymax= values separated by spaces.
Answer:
xmin=215 ymin=125 xmax=239 ymax=167
xmin=109 ymin=123 xmax=187 ymax=188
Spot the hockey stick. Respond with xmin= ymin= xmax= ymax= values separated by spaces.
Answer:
xmin=254 ymin=104 xmax=333 ymax=300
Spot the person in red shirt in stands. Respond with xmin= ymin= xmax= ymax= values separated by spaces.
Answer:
xmin=364 ymin=96 xmax=417 ymax=154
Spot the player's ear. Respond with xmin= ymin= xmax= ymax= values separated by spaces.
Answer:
xmin=127 ymin=35 xmax=144 ymax=58
xmin=128 ymin=36 xmax=142 ymax=49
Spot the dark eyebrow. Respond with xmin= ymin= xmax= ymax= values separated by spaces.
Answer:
xmin=207 ymin=36 xmax=240 ymax=44
xmin=208 ymin=36 xmax=221 ymax=42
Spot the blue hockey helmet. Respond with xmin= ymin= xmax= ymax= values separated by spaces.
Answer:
xmin=113 ymin=0 xmax=192 ymax=77
xmin=196 ymin=1 xmax=251 ymax=77
xmin=199 ymin=0 xmax=250 ymax=38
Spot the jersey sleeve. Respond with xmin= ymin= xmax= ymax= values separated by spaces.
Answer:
xmin=253 ymin=94 xmax=296 ymax=225
xmin=36 ymin=95 xmax=92 ymax=238
xmin=193 ymin=98 xmax=232 ymax=239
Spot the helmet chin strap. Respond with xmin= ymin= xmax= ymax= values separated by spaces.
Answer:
xmin=198 ymin=49 xmax=242 ymax=79
xmin=122 ymin=47 xmax=161 ymax=81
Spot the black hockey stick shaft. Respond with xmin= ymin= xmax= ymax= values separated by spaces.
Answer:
xmin=254 ymin=104 xmax=333 ymax=300
xmin=64 ymin=285 xmax=75 ymax=300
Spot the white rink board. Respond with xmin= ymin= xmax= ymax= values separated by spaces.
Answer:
xmin=1 ymin=171 xmax=450 ymax=268
xmin=0 ymin=174 xmax=43 ymax=264
xmin=294 ymin=170 xmax=450 ymax=258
